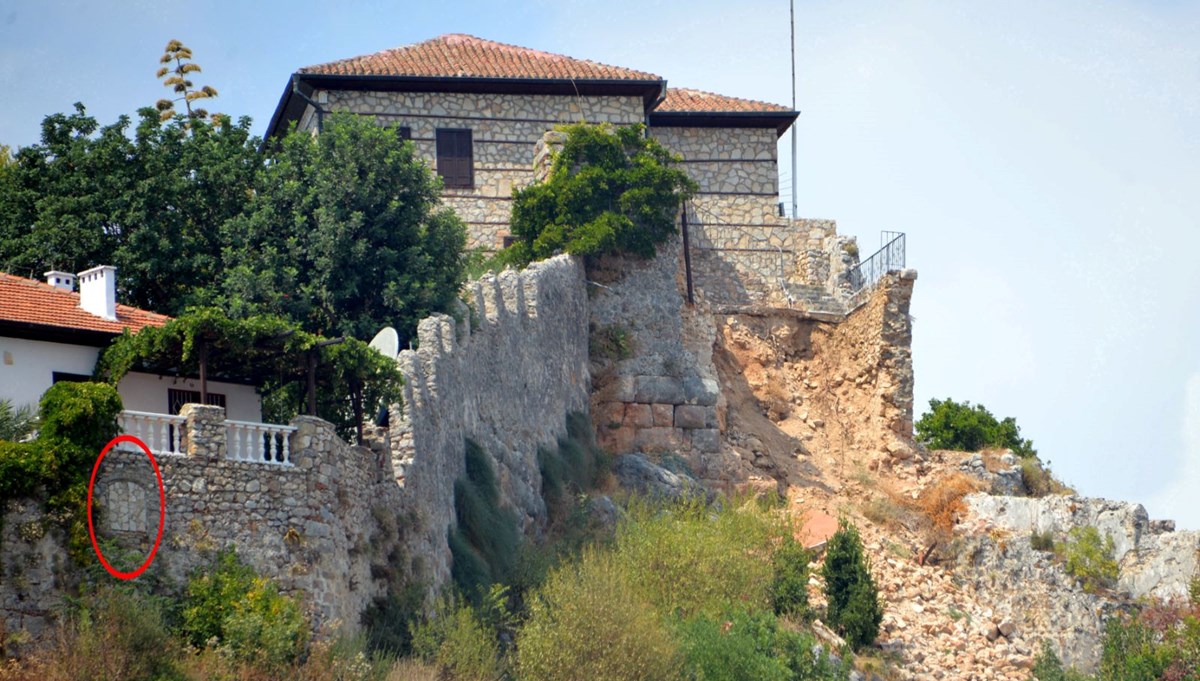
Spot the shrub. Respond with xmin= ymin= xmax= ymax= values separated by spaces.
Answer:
xmin=538 ymin=412 xmax=611 ymax=514
xmin=450 ymin=439 xmax=521 ymax=603
xmin=362 ymin=583 xmax=426 ymax=656
xmin=37 ymin=381 xmax=122 ymax=458
xmin=501 ymin=123 xmax=697 ymax=268
xmin=821 ymin=520 xmax=882 ymax=650
xmin=0 ymin=399 xmax=36 ymax=442
xmin=1030 ymin=529 xmax=1056 ymax=552
xmin=31 ymin=585 xmax=183 ymax=681
xmin=1021 ymin=458 xmax=1073 ymax=497
xmin=411 ymin=593 xmax=504 ymax=681
xmin=1059 ymin=526 xmax=1118 ymax=593
xmin=915 ymin=398 xmax=1036 ymax=458
xmin=675 ymin=609 xmax=791 ymax=681
xmin=181 ymin=546 xmax=308 ymax=667
xmin=616 ymin=497 xmax=779 ymax=618
xmin=516 ymin=548 xmax=681 ymax=681
xmin=1031 ymin=641 xmax=1093 ymax=681
xmin=770 ymin=536 xmax=811 ymax=618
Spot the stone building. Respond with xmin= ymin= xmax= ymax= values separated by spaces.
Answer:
xmin=264 ymin=34 xmax=856 ymax=309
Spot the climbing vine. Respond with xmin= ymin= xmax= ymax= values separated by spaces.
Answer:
xmin=499 ymin=123 xmax=696 ymax=268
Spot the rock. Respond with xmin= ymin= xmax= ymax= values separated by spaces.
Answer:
xmin=888 ymin=440 xmax=915 ymax=460
xmin=674 ymin=404 xmax=713 ymax=429
xmin=586 ymin=495 xmax=620 ymax=529
xmin=984 ymin=624 xmax=1001 ymax=642
xmin=613 ymin=454 xmax=703 ymax=501
xmin=997 ymin=619 xmax=1016 ymax=638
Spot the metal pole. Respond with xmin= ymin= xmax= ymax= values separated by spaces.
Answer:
xmin=681 ymin=208 xmax=695 ymax=305
xmin=790 ymin=0 xmax=798 ymax=219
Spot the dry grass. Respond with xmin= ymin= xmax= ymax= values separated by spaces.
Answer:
xmin=385 ymin=658 xmax=439 ymax=681
xmin=912 ymin=473 xmax=985 ymax=535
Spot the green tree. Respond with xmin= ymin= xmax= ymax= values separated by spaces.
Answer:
xmin=915 ymin=397 xmax=1037 ymax=458
xmin=221 ymin=113 xmax=466 ymax=342
xmin=821 ymin=520 xmax=882 ymax=650
xmin=501 ymin=123 xmax=696 ymax=268
xmin=0 ymin=105 xmax=260 ymax=314
xmin=155 ymin=39 xmax=220 ymax=123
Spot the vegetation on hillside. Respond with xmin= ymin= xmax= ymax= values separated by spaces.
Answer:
xmin=498 ymin=123 xmax=697 ymax=268
xmin=915 ymin=398 xmax=1037 ymax=459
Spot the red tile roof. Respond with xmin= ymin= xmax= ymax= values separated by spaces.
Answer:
xmin=0 ymin=273 xmax=170 ymax=336
xmin=655 ymin=87 xmax=791 ymax=114
xmin=301 ymin=34 xmax=661 ymax=82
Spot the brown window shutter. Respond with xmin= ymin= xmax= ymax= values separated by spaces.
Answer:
xmin=436 ymin=128 xmax=473 ymax=188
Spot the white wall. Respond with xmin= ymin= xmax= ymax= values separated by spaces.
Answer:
xmin=0 ymin=335 xmax=263 ymax=423
xmin=117 ymin=372 xmax=262 ymax=423
xmin=0 ymin=336 xmax=100 ymax=411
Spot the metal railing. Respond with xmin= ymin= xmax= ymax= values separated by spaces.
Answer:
xmin=226 ymin=420 xmax=296 ymax=465
xmin=846 ymin=231 xmax=906 ymax=296
xmin=118 ymin=411 xmax=186 ymax=457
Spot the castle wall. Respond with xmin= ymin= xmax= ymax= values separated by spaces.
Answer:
xmin=388 ymin=254 xmax=590 ymax=588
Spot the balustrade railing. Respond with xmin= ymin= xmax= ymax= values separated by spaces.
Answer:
xmin=846 ymin=231 xmax=906 ymax=297
xmin=225 ymin=420 xmax=296 ymax=465
xmin=118 ymin=410 xmax=185 ymax=457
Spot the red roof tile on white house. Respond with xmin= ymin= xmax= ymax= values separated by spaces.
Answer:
xmin=0 ymin=273 xmax=170 ymax=336
xmin=300 ymin=34 xmax=661 ymax=82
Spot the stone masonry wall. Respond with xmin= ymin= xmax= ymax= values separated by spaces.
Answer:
xmin=388 ymin=254 xmax=590 ymax=589
xmin=1 ymin=409 xmax=403 ymax=649
xmin=311 ymin=91 xmax=645 ymax=250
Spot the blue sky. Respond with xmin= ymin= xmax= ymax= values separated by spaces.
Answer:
xmin=3 ymin=1 xmax=1199 ymax=526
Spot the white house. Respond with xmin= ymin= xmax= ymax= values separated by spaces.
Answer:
xmin=0 ymin=267 xmax=262 ymax=422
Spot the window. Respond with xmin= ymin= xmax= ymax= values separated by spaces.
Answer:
xmin=52 ymin=372 xmax=93 ymax=384
xmin=395 ymin=125 xmax=412 ymax=140
xmin=436 ymin=128 xmax=473 ymax=189
xmin=167 ymin=389 xmax=226 ymax=415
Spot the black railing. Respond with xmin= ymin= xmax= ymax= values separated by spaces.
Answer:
xmin=846 ymin=231 xmax=905 ymax=295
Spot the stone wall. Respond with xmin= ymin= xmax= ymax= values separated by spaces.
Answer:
xmin=309 ymin=90 xmax=645 ymax=250
xmin=1 ymin=409 xmax=403 ymax=649
xmin=388 ymin=254 xmax=590 ymax=589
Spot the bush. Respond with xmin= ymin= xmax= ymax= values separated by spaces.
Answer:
xmin=538 ymin=412 xmax=611 ymax=514
xmin=361 ymin=583 xmax=426 ymax=656
xmin=915 ymin=398 xmax=1036 ymax=458
xmin=31 ymin=585 xmax=184 ymax=681
xmin=450 ymin=439 xmax=521 ymax=603
xmin=181 ymin=547 xmax=308 ymax=668
xmin=770 ymin=536 xmax=811 ymax=618
xmin=0 ymin=399 xmax=36 ymax=442
xmin=1031 ymin=641 xmax=1093 ymax=681
xmin=37 ymin=381 xmax=122 ymax=458
xmin=1030 ymin=529 xmax=1056 ymax=552
xmin=676 ymin=609 xmax=791 ymax=681
xmin=410 ymin=593 xmax=504 ymax=681
xmin=516 ymin=548 xmax=681 ymax=681
xmin=501 ymin=123 xmax=697 ymax=268
xmin=1021 ymin=458 xmax=1073 ymax=497
xmin=1059 ymin=526 xmax=1118 ymax=593
xmin=821 ymin=520 xmax=882 ymax=650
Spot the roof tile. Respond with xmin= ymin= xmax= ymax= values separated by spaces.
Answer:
xmin=0 ymin=273 xmax=170 ymax=336
xmin=655 ymin=87 xmax=791 ymax=114
xmin=301 ymin=34 xmax=661 ymax=82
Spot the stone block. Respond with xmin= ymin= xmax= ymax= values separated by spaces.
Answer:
xmin=624 ymin=403 xmax=654 ymax=428
xmin=598 ymin=425 xmax=635 ymax=454
xmin=651 ymin=404 xmax=674 ymax=427
xmin=634 ymin=427 xmax=681 ymax=452
xmin=674 ymin=405 xmax=713 ymax=430
xmin=634 ymin=376 xmax=685 ymax=405
xmin=682 ymin=376 xmax=720 ymax=406
xmin=689 ymin=428 xmax=721 ymax=452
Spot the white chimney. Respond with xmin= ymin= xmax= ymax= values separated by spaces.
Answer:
xmin=77 ymin=265 xmax=118 ymax=321
xmin=44 ymin=270 xmax=76 ymax=292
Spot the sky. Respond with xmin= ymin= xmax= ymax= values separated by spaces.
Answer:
xmin=2 ymin=0 xmax=1198 ymax=527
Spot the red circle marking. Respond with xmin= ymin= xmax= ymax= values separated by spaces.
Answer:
xmin=86 ymin=435 xmax=166 ymax=580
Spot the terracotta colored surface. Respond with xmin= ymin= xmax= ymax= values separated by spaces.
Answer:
xmin=301 ymin=33 xmax=660 ymax=82
xmin=797 ymin=509 xmax=838 ymax=550
xmin=656 ymin=87 xmax=791 ymax=113
xmin=0 ymin=273 xmax=170 ymax=334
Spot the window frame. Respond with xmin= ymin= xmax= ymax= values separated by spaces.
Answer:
xmin=435 ymin=128 xmax=474 ymax=189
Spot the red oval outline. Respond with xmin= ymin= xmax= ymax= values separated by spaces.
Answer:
xmin=86 ymin=435 xmax=166 ymax=580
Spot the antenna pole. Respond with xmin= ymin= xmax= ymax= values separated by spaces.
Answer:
xmin=790 ymin=0 xmax=798 ymax=219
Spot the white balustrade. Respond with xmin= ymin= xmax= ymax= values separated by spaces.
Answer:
xmin=225 ymin=420 xmax=296 ymax=465
xmin=118 ymin=410 xmax=185 ymax=457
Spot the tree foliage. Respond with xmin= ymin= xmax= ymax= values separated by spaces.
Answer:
xmin=155 ymin=39 xmax=220 ymax=123
xmin=915 ymin=397 xmax=1037 ymax=458
xmin=821 ymin=520 xmax=882 ymax=650
xmin=94 ymin=308 xmax=403 ymax=439
xmin=501 ymin=123 xmax=696 ymax=268
xmin=220 ymin=113 xmax=466 ymax=342
xmin=0 ymin=104 xmax=260 ymax=314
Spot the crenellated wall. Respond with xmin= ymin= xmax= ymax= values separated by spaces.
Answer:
xmin=388 ymin=254 xmax=590 ymax=588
